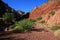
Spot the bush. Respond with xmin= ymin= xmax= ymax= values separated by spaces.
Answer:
xmin=29 ymin=19 xmax=36 ymax=22
xmin=13 ymin=19 xmax=35 ymax=32
xmin=2 ymin=12 xmax=16 ymax=25
xmin=37 ymin=16 xmax=42 ymax=20
xmin=3 ymin=12 xmax=15 ymax=21
xmin=50 ymin=25 xmax=60 ymax=31
xmin=0 ymin=12 xmax=16 ymax=31
xmin=40 ymin=20 xmax=45 ymax=23
xmin=50 ymin=11 xmax=55 ymax=16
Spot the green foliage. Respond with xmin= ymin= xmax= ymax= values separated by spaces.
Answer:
xmin=37 ymin=16 xmax=42 ymax=20
xmin=50 ymin=26 xmax=60 ymax=31
xmin=0 ymin=12 xmax=16 ymax=31
xmin=50 ymin=11 xmax=55 ymax=16
xmin=40 ymin=20 xmax=45 ymax=23
xmin=13 ymin=19 xmax=35 ymax=32
xmin=2 ymin=12 xmax=16 ymax=25
xmin=29 ymin=19 xmax=36 ymax=22
xmin=3 ymin=12 xmax=15 ymax=21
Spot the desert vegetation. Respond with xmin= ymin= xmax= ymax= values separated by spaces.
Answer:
xmin=12 ymin=19 xmax=35 ymax=32
xmin=0 ymin=0 xmax=60 ymax=40
xmin=0 ymin=12 xmax=15 ymax=31
xmin=46 ymin=25 xmax=60 ymax=31
xmin=37 ymin=16 xmax=42 ymax=20
xmin=50 ymin=10 xmax=55 ymax=16
xmin=0 ymin=12 xmax=35 ymax=32
xmin=40 ymin=20 xmax=45 ymax=24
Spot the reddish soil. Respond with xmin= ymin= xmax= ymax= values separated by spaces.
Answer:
xmin=0 ymin=27 xmax=60 ymax=40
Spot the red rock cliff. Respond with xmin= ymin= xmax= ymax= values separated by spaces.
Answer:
xmin=29 ymin=0 xmax=60 ymax=25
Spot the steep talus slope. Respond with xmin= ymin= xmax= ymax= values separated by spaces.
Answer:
xmin=29 ymin=0 xmax=60 ymax=25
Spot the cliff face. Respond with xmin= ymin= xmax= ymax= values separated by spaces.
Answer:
xmin=29 ymin=0 xmax=60 ymax=25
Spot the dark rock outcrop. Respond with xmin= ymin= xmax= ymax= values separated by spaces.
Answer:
xmin=0 ymin=0 xmax=26 ymax=20
xmin=0 ymin=0 xmax=29 ymax=32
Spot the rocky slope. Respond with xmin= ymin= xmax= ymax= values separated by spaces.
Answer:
xmin=0 ymin=0 xmax=29 ymax=31
xmin=29 ymin=0 xmax=60 ymax=25
xmin=0 ymin=0 xmax=26 ymax=20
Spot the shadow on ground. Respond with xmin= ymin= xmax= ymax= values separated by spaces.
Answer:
xmin=0 ymin=37 xmax=26 ymax=40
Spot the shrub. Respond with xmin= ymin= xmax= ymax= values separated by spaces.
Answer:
xmin=40 ymin=20 xmax=45 ymax=23
xmin=50 ymin=25 xmax=60 ymax=31
xmin=50 ymin=10 xmax=55 ymax=16
xmin=3 ymin=12 xmax=15 ymax=21
xmin=29 ymin=19 xmax=36 ymax=22
xmin=1 ymin=12 xmax=16 ymax=31
xmin=13 ymin=19 xmax=35 ymax=32
xmin=37 ymin=16 xmax=42 ymax=20
xmin=2 ymin=12 xmax=16 ymax=25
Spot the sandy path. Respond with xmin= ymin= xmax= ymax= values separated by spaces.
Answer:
xmin=0 ymin=27 xmax=59 ymax=40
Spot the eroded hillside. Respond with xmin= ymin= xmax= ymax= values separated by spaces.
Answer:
xmin=29 ymin=0 xmax=60 ymax=25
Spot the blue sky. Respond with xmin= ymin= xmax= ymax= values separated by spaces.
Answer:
xmin=3 ymin=0 xmax=47 ymax=12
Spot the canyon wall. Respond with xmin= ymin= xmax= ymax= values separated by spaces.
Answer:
xmin=29 ymin=0 xmax=60 ymax=25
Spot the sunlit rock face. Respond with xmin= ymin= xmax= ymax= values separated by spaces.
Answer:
xmin=29 ymin=0 xmax=60 ymax=25
xmin=29 ymin=1 xmax=56 ymax=19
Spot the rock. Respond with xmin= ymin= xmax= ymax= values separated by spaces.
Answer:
xmin=47 ymin=9 xmax=60 ymax=25
xmin=0 ymin=0 xmax=25 ymax=20
xmin=29 ymin=0 xmax=60 ymax=25
xmin=54 ymin=30 xmax=60 ymax=37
